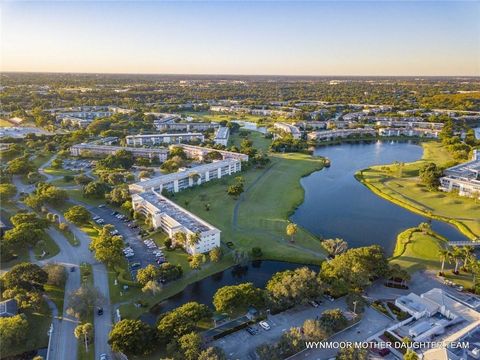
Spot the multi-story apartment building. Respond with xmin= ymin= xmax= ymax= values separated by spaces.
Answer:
xmin=375 ymin=120 xmax=444 ymax=130
xmin=173 ymin=144 xmax=249 ymax=162
xmin=213 ymin=127 xmax=230 ymax=146
xmin=125 ymin=133 xmax=205 ymax=146
xmin=70 ymin=143 xmax=168 ymax=161
xmin=132 ymin=191 xmax=220 ymax=254
xmin=129 ymin=158 xmax=242 ymax=194
xmin=307 ymin=128 xmax=376 ymax=142
xmin=440 ymin=150 xmax=480 ymax=199
xmin=57 ymin=105 xmax=134 ymax=127
xmin=378 ymin=127 xmax=441 ymax=138
xmin=273 ymin=122 xmax=302 ymax=139
xmin=154 ymin=120 xmax=219 ymax=132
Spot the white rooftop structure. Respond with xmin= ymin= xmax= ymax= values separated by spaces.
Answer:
xmin=214 ymin=127 xmax=230 ymax=146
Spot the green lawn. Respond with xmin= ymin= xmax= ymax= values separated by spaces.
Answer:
xmin=45 ymin=281 xmax=66 ymax=317
xmin=78 ymin=263 xmax=95 ymax=360
xmin=66 ymin=189 xmax=106 ymax=207
xmin=33 ymin=232 xmax=60 ymax=260
xmin=391 ymin=227 xmax=475 ymax=289
xmin=43 ymin=167 xmax=77 ymax=177
xmin=173 ymin=152 xmax=327 ymax=264
xmin=357 ymin=142 xmax=480 ymax=240
xmin=229 ymin=130 xmax=271 ymax=152
xmin=180 ymin=111 xmax=268 ymax=124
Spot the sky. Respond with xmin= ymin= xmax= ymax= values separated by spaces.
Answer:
xmin=1 ymin=1 xmax=479 ymax=76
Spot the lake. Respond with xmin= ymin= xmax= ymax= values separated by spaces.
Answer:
xmin=291 ymin=140 xmax=469 ymax=254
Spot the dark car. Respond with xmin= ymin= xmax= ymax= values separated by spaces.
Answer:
xmin=246 ymin=327 xmax=256 ymax=335
xmin=97 ymin=307 xmax=104 ymax=316
xmin=70 ymin=267 xmax=75 ymax=272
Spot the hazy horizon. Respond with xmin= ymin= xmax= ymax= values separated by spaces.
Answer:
xmin=1 ymin=1 xmax=479 ymax=76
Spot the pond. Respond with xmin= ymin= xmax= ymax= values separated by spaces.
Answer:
xmin=291 ymin=140 xmax=470 ymax=254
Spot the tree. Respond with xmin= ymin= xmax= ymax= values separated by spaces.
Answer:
xmin=74 ymin=323 xmax=93 ymax=353
xmin=450 ymin=246 xmax=463 ymax=274
xmin=278 ymin=327 xmax=303 ymax=356
xmin=403 ymin=349 xmax=419 ymax=360
xmin=44 ymin=263 xmax=66 ymax=286
xmin=213 ymin=283 xmax=264 ymax=314
xmin=158 ymin=262 xmax=183 ymax=282
xmin=7 ymin=156 xmax=33 ymax=174
xmin=66 ymin=283 xmax=104 ymax=320
xmin=266 ymin=267 xmax=322 ymax=308
xmin=136 ymin=264 xmax=160 ymax=286
xmin=336 ymin=347 xmax=368 ymax=360
xmin=106 ymin=185 xmax=130 ymax=206
xmin=438 ymin=248 xmax=451 ymax=275
xmin=209 ymin=247 xmax=222 ymax=263
xmin=227 ymin=177 xmax=244 ymax=197
xmin=251 ymin=247 xmax=263 ymax=258
xmin=173 ymin=232 xmax=187 ymax=247
xmin=3 ymin=262 xmax=48 ymax=293
xmin=51 ymin=158 xmax=63 ymax=169
xmin=286 ymin=222 xmax=298 ymax=243
xmin=157 ymin=302 xmax=211 ymax=342
xmin=322 ymin=238 xmax=348 ymax=257
xmin=89 ymin=225 xmax=124 ymax=267
xmin=108 ymin=319 xmax=157 ymax=356
xmin=0 ymin=314 xmax=29 ymax=354
xmin=319 ymin=308 xmax=348 ymax=334
xmin=189 ymin=254 xmax=203 ymax=270
xmin=187 ymin=232 xmax=201 ymax=247
xmin=75 ymin=174 xmax=92 ymax=185
xmin=64 ymin=205 xmax=91 ymax=225
xmin=302 ymin=319 xmax=328 ymax=341
xmin=0 ymin=183 xmax=16 ymax=200
xmin=198 ymin=347 xmax=227 ymax=360
xmin=178 ymin=332 xmax=203 ymax=360
xmin=419 ymin=162 xmax=442 ymax=189
xmin=83 ymin=181 xmax=110 ymax=199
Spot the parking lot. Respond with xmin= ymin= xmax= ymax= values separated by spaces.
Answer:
xmin=89 ymin=205 xmax=163 ymax=279
xmin=212 ymin=297 xmax=354 ymax=360
xmin=63 ymin=158 xmax=94 ymax=171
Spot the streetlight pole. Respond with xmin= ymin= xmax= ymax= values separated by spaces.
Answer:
xmin=353 ymin=300 xmax=358 ymax=316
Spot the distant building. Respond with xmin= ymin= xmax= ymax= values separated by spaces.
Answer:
xmin=154 ymin=121 xmax=219 ymax=132
xmin=132 ymin=191 xmax=220 ymax=254
xmin=70 ymin=143 xmax=168 ymax=162
xmin=126 ymin=133 xmax=205 ymax=146
xmin=273 ymin=122 xmax=301 ymax=139
xmin=378 ymin=127 xmax=440 ymax=138
xmin=0 ymin=299 xmax=18 ymax=317
xmin=129 ymin=158 xmax=242 ymax=194
xmin=174 ymin=144 xmax=249 ymax=162
xmin=440 ymin=150 xmax=480 ymax=199
xmin=213 ymin=127 xmax=230 ymax=146
xmin=58 ymin=105 xmax=133 ymax=127
xmin=307 ymin=128 xmax=376 ymax=142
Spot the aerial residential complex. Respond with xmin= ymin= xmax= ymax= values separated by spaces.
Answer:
xmin=70 ymin=143 xmax=169 ymax=161
xmin=153 ymin=114 xmax=219 ymax=132
xmin=307 ymin=128 xmax=376 ymax=141
xmin=125 ymin=133 xmax=205 ymax=146
xmin=273 ymin=122 xmax=302 ymax=139
xmin=129 ymin=158 xmax=242 ymax=194
xmin=132 ymin=191 xmax=220 ymax=254
xmin=440 ymin=150 xmax=480 ymax=199
xmin=213 ymin=126 xmax=230 ymax=146
xmin=378 ymin=127 xmax=441 ymax=138
xmin=56 ymin=106 xmax=134 ymax=127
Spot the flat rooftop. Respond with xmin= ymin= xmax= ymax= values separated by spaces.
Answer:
xmin=444 ymin=150 xmax=480 ymax=181
xmin=215 ymin=127 xmax=229 ymax=139
xmin=127 ymin=133 xmax=203 ymax=138
xmin=73 ymin=143 xmax=168 ymax=153
xmin=138 ymin=191 xmax=212 ymax=233
xmin=132 ymin=159 xmax=238 ymax=189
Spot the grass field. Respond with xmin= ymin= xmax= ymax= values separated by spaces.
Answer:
xmin=43 ymin=167 xmax=77 ymax=177
xmin=357 ymin=142 xmax=480 ymax=240
xmin=390 ymin=227 xmax=474 ymax=289
xmin=180 ymin=111 xmax=268 ymax=124
xmin=33 ymin=232 xmax=61 ymax=260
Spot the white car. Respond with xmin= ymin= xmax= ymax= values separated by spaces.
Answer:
xmin=259 ymin=321 xmax=270 ymax=330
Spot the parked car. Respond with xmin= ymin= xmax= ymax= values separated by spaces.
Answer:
xmin=246 ymin=326 xmax=256 ymax=335
xmin=100 ymin=354 xmax=108 ymax=360
xmin=97 ymin=307 xmax=103 ymax=316
xmin=309 ymin=300 xmax=319 ymax=308
xmin=130 ymin=262 xmax=141 ymax=269
xmin=259 ymin=321 xmax=270 ymax=330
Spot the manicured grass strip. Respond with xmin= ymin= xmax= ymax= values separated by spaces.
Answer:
xmin=33 ymin=232 xmax=60 ymax=260
xmin=78 ymin=263 xmax=95 ymax=360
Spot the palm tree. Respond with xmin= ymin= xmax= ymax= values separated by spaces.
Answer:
xmin=286 ymin=223 xmax=298 ymax=243
xmin=74 ymin=323 xmax=93 ymax=352
xmin=187 ymin=232 xmax=201 ymax=247
xmin=451 ymin=247 xmax=463 ymax=274
xmin=462 ymin=246 xmax=475 ymax=270
xmin=438 ymin=248 xmax=451 ymax=276
xmin=173 ymin=232 xmax=187 ymax=247
xmin=469 ymin=260 xmax=480 ymax=288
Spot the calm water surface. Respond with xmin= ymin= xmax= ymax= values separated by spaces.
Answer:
xmin=291 ymin=140 xmax=469 ymax=254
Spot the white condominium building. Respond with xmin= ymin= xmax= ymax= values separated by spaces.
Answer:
xmin=375 ymin=120 xmax=444 ymax=130
xmin=378 ymin=127 xmax=440 ymax=138
xmin=129 ymin=158 xmax=242 ymax=194
xmin=213 ymin=127 xmax=230 ymax=146
xmin=132 ymin=191 xmax=220 ymax=254
xmin=440 ymin=150 xmax=480 ymax=199
xmin=307 ymin=128 xmax=376 ymax=141
xmin=70 ymin=143 xmax=169 ymax=162
xmin=173 ymin=144 xmax=249 ymax=162
xmin=273 ymin=122 xmax=302 ymax=139
xmin=126 ymin=133 xmax=205 ymax=146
